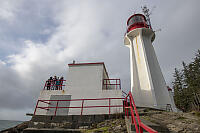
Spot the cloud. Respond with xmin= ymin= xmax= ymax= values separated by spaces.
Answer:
xmin=151 ymin=0 xmax=200 ymax=85
xmin=0 ymin=108 xmax=32 ymax=121
xmin=0 ymin=1 xmax=20 ymax=22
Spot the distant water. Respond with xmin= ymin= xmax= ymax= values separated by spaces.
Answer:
xmin=0 ymin=120 xmax=23 ymax=131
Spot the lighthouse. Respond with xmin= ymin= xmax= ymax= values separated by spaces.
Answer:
xmin=124 ymin=13 xmax=177 ymax=111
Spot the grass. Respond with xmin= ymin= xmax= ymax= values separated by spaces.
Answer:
xmin=83 ymin=127 xmax=110 ymax=133
xmin=193 ymin=111 xmax=200 ymax=124
xmin=195 ymin=111 xmax=200 ymax=117
xmin=143 ymin=108 xmax=150 ymax=112
xmin=175 ymin=116 xmax=186 ymax=120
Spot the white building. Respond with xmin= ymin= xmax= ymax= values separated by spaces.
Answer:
xmin=124 ymin=14 xmax=177 ymax=111
xmin=34 ymin=62 xmax=123 ymax=116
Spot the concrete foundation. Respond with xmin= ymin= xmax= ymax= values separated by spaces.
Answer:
xmin=29 ymin=113 xmax=124 ymax=129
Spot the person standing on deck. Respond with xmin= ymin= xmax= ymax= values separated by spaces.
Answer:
xmin=52 ymin=76 xmax=57 ymax=90
xmin=56 ymin=77 xmax=60 ymax=90
xmin=49 ymin=77 xmax=53 ymax=90
xmin=59 ymin=76 xmax=64 ymax=90
xmin=46 ymin=78 xmax=51 ymax=90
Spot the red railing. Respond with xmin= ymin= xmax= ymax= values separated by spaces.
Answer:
xmin=122 ymin=90 xmax=128 ymax=98
xmin=43 ymin=80 xmax=66 ymax=90
xmin=34 ymin=97 xmax=124 ymax=116
xmin=124 ymin=91 xmax=158 ymax=133
xmin=103 ymin=79 xmax=121 ymax=90
xmin=33 ymin=89 xmax=158 ymax=133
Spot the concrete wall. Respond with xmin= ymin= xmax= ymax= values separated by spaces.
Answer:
xmin=47 ymin=95 xmax=71 ymax=115
xmin=30 ymin=113 xmax=124 ymax=129
xmin=66 ymin=90 xmax=123 ymax=115
xmin=66 ymin=64 xmax=123 ymax=115
xmin=35 ymin=63 xmax=123 ymax=116
xmin=35 ymin=90 xmax=69 ymax=115
xmin=67 ymin=64 xmax=103 ymax=95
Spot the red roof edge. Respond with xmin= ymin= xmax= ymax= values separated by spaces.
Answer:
xmin=68 ymin=62 xmax=104 ymax=66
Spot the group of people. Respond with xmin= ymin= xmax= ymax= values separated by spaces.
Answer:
xmin=45 ymin=76 xmax=64 ymax=90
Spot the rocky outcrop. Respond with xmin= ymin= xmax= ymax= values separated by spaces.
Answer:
xmin=82 ymin=118 xmax=127 ymax=133
xmin=2 ymin=110 xmax=200 ymax=133
xmin=140 ymin=110 xmax=200 ymax=133
xmin=1 ymin=121 xmax=29 ymax=133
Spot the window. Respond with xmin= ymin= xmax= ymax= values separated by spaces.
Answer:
xmin=128 ymin=15 xmax=146 ymax=26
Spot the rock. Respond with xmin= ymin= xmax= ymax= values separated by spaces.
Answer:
xmin=1 ymin=121 xmax=29 ymax=133
xmin=79 ymin=126 xmax=89 ymax=129
xmin=83 ymin=118 xmax=127 ymax=133
xmin=140 ymin=109 xmax=200 ymax=133
xmin=60 ymin=122 xmax=72 ymax=128
xmin=115 ymin=125 xmax=122 ymax=130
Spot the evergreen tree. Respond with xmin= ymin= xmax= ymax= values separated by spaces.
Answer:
xmin=172 ymin=50 xmax=200 ymax=112
xmin=173 ymin=68 xmax=184 ymax=110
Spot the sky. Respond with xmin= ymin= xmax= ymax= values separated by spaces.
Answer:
xmin=0 ymin=0 xmax=199 ymax=121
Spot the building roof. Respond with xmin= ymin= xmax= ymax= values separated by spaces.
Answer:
xmin=68 ymin=62 xmax=104 ymax=66
xmin=68 ymin=62 xmax=109 ymax=79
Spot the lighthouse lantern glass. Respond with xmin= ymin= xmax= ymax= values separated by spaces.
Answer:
xmin=128 ymin=15 xmax=146 ymax=26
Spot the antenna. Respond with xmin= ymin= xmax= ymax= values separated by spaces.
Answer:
xmin=154 ymin=28 xmax=161 ymax=33
xmin=142 ymin=5 xmax=155 ymax=29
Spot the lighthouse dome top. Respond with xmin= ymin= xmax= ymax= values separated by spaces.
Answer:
xmin=126 ymin=14 xmax=149 ymax=33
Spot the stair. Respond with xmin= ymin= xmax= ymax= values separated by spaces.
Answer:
xmin=125 ymin=116 xmax=170 ymax=133
xmin=23 ymin=128 xmax=81 ymax=133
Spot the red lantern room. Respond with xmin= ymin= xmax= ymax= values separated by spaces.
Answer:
xmin=126 ymin=14 xmax=149 ymax=33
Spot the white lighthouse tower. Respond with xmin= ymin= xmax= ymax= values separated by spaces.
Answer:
xmin=124 ymin=13 xmax=176 ymax=111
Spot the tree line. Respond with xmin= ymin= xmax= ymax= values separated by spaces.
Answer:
xmin=173 ymin=50 xmax=200 ymax=112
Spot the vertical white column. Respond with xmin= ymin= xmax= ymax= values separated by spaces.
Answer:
xmin=125 ymin=28 xmax=177 ymax=111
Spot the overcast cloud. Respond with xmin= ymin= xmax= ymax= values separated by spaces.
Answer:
xmin=0 ymin=0 xmax=199 ymax=120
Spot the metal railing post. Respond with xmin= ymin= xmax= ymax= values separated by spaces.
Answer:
xmin=34 ymin=100 xmax=39 ymax=115
xmin=124 ymin=99 xmax=126 ymax=116
xmin=81 ymin=100 xmax=84 ymax=115
xmin=130 ymin=105 xmax=139 ymax=133
xmin=43 ymin=82 xmax=47 ymax=90
xmin=120 ymin=79 xmax=121 ymax=90
xmin=109 ymin=98 xmax=111 ymax=114
xmin=139 ymin=126 xmax=143 ymax=133
xmin=54 ymin=101 xmax=59 ymax=116
xmin=129 ymin=92 xmax=141 ymax=124
xmin=128 ymin=91 xmax=158 ymax=133
xmin=106 ymin=80 xmax=107 ymax=89
xmin=116 ymin=79 xmax=117 ymax=89
xmin=125 ymin=97 xmax=129 ymax=119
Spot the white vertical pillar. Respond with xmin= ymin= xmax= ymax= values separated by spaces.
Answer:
xmin=124 ymin=28 xmax=177 ymax=111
